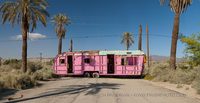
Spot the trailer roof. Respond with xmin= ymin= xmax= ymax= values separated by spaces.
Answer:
xmin=99 ymin=50 xmax=145 ymax=55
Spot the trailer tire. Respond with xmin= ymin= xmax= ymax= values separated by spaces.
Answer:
xmin=84 ymin=72 xmax=90 ymax=78
xmin=92 ymin=72 xmax=99 ymax=78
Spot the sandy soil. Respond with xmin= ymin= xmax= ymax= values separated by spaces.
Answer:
xmin=0 ymin=77 xmax=200 ymax=103
xmin=147 ymin=80 xmax=200 ymax=100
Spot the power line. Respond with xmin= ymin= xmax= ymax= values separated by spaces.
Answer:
xmin=0 ymin=33 xmax=180 ymax=43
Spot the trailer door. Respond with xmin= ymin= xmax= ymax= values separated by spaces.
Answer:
xmin=67 ymin=55 xmax=73 ymax=73
xmin=107 ymin=54 xmax=115 ymax=74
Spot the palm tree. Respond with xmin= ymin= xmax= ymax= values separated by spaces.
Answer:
xmin=0 ymin=0 xmax=49 ymax=73
xmin=160 ymin=0 xmax=192 ymax=69
xmin=52 ymin=14 xmax=70 ymax=54
xmin=121 ymin=32 xmax=134 ymax=50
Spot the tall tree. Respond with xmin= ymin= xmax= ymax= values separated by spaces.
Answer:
xmin=138 ymin=24 xmax=142 ymax=50
xmin=160 ymin=0 xmax=192 ymax=69
xmin=146 ymin=24 xmax=150 ymax=67
xmin=0 ymin=0 xmax=49 ymax=73
xmin=121 ymin=32 xmax=134 ymax=50
xmin=52 ymin=14 xmax=70 ymax=54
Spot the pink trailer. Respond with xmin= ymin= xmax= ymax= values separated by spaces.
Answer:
xmin=53 ymin=50 xmax=146 ymax=77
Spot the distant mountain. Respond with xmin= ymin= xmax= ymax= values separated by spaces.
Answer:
xmin=150 ymin=55 xmax=184 ymax=62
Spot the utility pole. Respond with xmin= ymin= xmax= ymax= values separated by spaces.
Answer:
xmin=40 ymin=53 xmax=42 ymax=62
xmin=69 ymin=38 xmax=73 ymax=52
xmin=0 ymin=57 xmax=2 ymax=66
xmin=138 ymin=24 xmax=142 ymax=50
xmin=146 ymin=24 xmax=150 ymax=67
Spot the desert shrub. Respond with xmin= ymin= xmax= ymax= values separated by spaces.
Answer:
xmin=2 ymin=59 xmax=21 ymax=70
xmin=145 ymin=62 xmax=172 ymax=82
xmin=192 ymin=78 xmax=200 ymax=94
xmin=3 ymin=59 xmax=20 ymax=65
xmin=192 ymin=66 xmax=200 ymax=94
xmin=145 ymin=62 xmax=198 ymax=84
xmin=145 ymin=62 xmax=200 ymax=94
xmin=0 ymin=72 xmax=36 ymax=89
xmin=169 ymin=68 xmax=196 ymax=84
xmin=32 ymin=67 xmax=53 ymax=81
xmin=0 ymin=60 xmax=55 ymax=90
xmin=144 ymin=74 xmax=154 ymax=80
xmin=45 ymin=59 xmax=54 ymax=66
xmin=27 ymin=62 xmax=43 ymax=73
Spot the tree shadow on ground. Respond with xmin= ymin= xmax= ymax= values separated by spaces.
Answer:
xmin=5 ymin=82 xmax=122 ymax=103
xmin=0 ymin=88 xmax=18 ymax=100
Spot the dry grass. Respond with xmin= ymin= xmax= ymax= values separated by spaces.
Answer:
xmin=144 ymin=62 xmax=200 ymax=94
xmin=0 ymin=59 xmax=54 ymax=90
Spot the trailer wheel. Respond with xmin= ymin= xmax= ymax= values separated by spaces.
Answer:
xmin=84 ymin=72 xmax=90 ymax=78
xmin=92 ymin=72 xmax=99 ymax=78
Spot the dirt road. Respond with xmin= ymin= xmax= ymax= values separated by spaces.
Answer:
xmin=1 ymin=77 xmax=200 ymax=103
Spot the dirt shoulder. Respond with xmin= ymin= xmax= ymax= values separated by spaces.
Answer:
xmin=146 ymin=80 xmax=200 ymax=100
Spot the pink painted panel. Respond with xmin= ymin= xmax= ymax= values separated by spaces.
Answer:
xmin=137 ymin=56 xmax=144 ymax=66
xmin=74 ymin=56 xmax=82 ymax=65
xmin=102 ymin=56 xmax=107 ymax=65
xmin=84 ymin=66 xmax=95 ymax=71
xmin=125 ymin=70 xmax=135 ymax=75
xmin=116 ymin=70 xmax=122 ymax=74
xmin=74 ymin=66 xmax=82 ymax=71
xmin=74 ymin=70 xmax=82 ymax=74
xmin=95 ymin=56 xmax=100 ymax=65
xmin=94 ymin=66 xmax=100 ymax=71
xmin=56 ymin=70 xmax=67 ymax=75
xmin=116 ymin=66 xmax=122 ymax=71
xmin=125 ymin=66 xmax=134 ymax=71
xmin=100 ymin=65 xmax=107 ymax=74
xmin=56 ymin=66 xmax=67 ymax=70
xmin=116 ymin=56 xmax=121 ymax=65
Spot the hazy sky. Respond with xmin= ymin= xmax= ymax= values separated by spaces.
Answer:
xmin=0 ymin=0 xmax=200 ymax=58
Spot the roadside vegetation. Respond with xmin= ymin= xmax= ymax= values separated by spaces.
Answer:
xmin=0 ymin=59 xmax=56 ymax=90
xmin=144 ymin=62 xmax=200 ymax=94
xmin=144 ymin=32 xmax=200 ymax=94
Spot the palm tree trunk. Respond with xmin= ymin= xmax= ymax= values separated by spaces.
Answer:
xmin=21 ymin=17 xmax=28 ymax=73
xmin=126 ymin=41 xmax=129 ymax=50
xmin=58 ymin=37 xmax=62 ymax=54
xmin=170 ymin=14 xmax=180 ymax=70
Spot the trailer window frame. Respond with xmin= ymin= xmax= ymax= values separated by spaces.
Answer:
xmin=121 ymin=56 xmax=138 ymax=66
xmin=84 ymin=58 xmax=91 ymax=64
xmin=59 ymin=59 xmax=65 ymax=64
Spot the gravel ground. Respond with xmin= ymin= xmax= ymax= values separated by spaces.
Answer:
xmin=1 ymin=77 xmax=200 ymax=103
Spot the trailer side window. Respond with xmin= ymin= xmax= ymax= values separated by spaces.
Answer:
xmin=60 ymin=59 xmax=65 ymax=64
xmin=127 ymin=57 xmax=134 ymax=65
xmin=84 ymin=58 xmax=91 ymax=64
